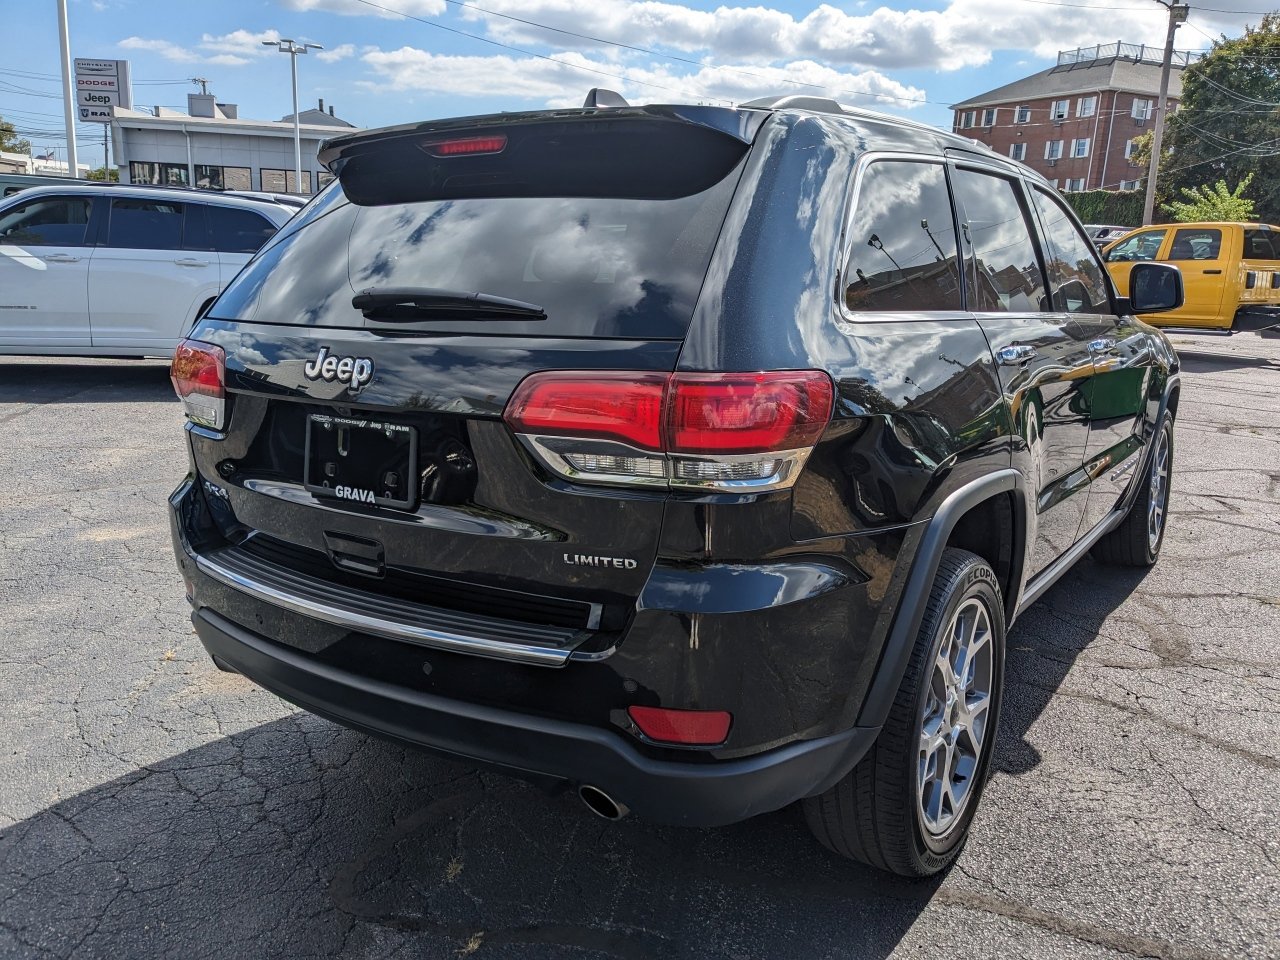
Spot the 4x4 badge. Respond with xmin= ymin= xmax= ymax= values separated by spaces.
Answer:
xmin=303 ymin=346 xmax=374 ymax=391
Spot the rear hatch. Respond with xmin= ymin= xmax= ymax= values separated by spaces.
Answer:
xmin=184 ymin=106 xmax=757 ymax=659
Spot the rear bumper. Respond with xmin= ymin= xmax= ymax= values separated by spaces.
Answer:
xmin=192 ymin=606 xmax=879 ymax=826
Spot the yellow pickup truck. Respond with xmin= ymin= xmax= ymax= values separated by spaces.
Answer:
xmin=1102 ymin=221 xmax=1280 ymax=331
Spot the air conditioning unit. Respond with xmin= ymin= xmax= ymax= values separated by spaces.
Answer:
xmin=1054 ymin=119 xmax=1064 ymax=126
xmin=1048 ymin=158 xmax=1058 ymax=167
xmin=1135 ymin=117 xmax=1147 ymax=126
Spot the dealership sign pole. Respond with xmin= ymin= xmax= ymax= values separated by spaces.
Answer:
xmin=56 ymin=0 xmax=79 ymax=178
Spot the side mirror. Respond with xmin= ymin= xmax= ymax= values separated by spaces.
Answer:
xmin=1128 ymin=261 xmax=1184 ymax=314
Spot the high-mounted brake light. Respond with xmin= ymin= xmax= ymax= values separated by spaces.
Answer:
xmin=503 ymin=370 xmax=834 ymax=492
xmin=170 ymin=338 xmax=226 ymax=430
xmin=421 ymin=134 xmax=508 ymax=158
xmin=628 ymin=706 xmax=732 ymax=745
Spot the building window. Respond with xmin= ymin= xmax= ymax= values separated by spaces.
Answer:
xmin=1077 ymin=96 xmax=1097 ymax=119
xmin=1119 ymin=179 xmax=1140 ymax=191
xmin=129 ymin=161 xmax=189 ymax=187
xmin=260 ymin=168 xmax=312 ymax=194
xmin=981 ymin=108 xmax=997 ymax=126
xmin=1051 ymin=100 xmax=1070 ymax=121
xmin=1045 ymin=140 xmax=1064 ymax=161
xmin=1071 ymin=138 xmax=1090 ymax=158
xmin=1132 ymin=98 xmax=1153 ymax=121
xmin=195 ymin=165 xmax=252 ymax=191
xmin=959 ymin=110 xmax=975 ymax=128
xmin=1050 ymin=179 xmax=1060 ymax=189
xmin=317 ymin=172 xmax=335 ymax=189
xmin=1009 ymin=143 xmax=1027 ymax=161
xmin=1063 ymin=178 xmax=1086 ymax=192
xmin=1015 ymin=105 xmax=1031 ymax=124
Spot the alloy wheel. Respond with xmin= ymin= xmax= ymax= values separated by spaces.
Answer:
xmin=1147 ymin=424 xmax=1171 ymax=552
xmin=917 ymin=597 xmax=994 ymax=837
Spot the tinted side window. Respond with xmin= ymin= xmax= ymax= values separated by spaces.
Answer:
xmin=951 ymin=169 xmax=1046 ymax=313
xmin=1030 ymin=188 xmax=1111 ymax=313
xmin=844 ymin=161 xmax=962 ymax=312
xmin=1106 ymin=230 xmax=1166 ymax=262
xmin=205 ymin=205 xmax=277 ymax=254
xmin=1243 ymin=228 xmax=1280 ymax=260
xmin=1168 ymin=228 xmax=1222 ymax=261
xmin=0 ymin=196 xmax=93 ymax=246
xmin=107 ymin=198 xmax=184 ymax=250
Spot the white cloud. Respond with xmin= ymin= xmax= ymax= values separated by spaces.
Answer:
xmin=360 ymin=46 xmax=926 ymax=109
xmin=454 ymin=0 xmax=1178 ymax=72
xmin=316 ymin=43 xmax=357 ymax=62
xmin=279 ymin=0 xmax=445 ymax=17
xmin=118 ymin=29 xmax=288 ymax=67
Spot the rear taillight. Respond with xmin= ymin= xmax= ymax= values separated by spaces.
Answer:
xmin=504 ymin=370 xmax=834 ymax=492
xmin=170 ymin=338 xmax=226 ymax=430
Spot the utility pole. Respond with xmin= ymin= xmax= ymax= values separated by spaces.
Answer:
xmin=263 ymin=39 xmax=323 ymax=194
xmin=56 ymin=0 xmax=79 ymax=179
xmin=1143 ymin=1 xmax=1190 ymax=225
xmin=191 ymin=77 xmax=210 ymax=95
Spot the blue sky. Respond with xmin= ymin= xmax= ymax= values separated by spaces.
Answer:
xmin=6 ymin=0 xmax=1272 ymax=159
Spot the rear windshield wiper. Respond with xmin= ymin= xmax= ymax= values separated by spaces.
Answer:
xmin=353 ymin=287 xmax=546 ymax=321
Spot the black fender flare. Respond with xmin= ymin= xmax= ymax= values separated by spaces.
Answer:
xmin=855 ymin=468 xmax=1026 ymax=729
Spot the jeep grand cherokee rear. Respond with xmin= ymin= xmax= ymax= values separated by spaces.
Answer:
xmin=170 ymin=97 xmax=1174 ymax=877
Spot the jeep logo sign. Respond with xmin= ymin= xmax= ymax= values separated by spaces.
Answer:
xmin=303 ymin=346 xmax=374 ymax=391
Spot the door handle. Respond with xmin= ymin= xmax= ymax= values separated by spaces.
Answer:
xmin=174 ymin=257 xmax=210 ymax=267
xmin=42 ymin=253 xmax=80 ymax=263
xmin=997 ymin=344 xmax=1037 ymax=366
xmin=1203 ymin=269 xmax=1222 ymax=275
xmin=1088 ymin=337 xmax=1117 ymax=354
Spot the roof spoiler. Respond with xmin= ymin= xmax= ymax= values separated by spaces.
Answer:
xmin=317 ymin=103 xmax=765 ymax=176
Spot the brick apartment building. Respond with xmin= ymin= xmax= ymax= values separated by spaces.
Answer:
xmin=952 ymin=42 xmax=1196 ymax=193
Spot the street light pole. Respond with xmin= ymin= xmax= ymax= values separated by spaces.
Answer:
xmin=56 ymin=0 xmax=79 ymax=179
xmin=1142 ymin=1 xmax=1189 ymax=225
xmin=263 ymin=38 xmax=323 ymax=194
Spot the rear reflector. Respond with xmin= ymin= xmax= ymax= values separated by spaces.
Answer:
xmin=422 ymin=135 xmax=508 ymax=157
xmin=170 ymin=338 xmax=226 ymax=430
xmin=504 ymin=370 xmax=834 ymax=492
xmin=628 ymin=705 xmax=732 ymax=745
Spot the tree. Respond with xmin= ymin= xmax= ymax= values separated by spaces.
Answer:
xmin=86 ymin=166 xmax=119 ymax=182
xmin=1157 ymin=15 xmax=1280 ymax=223
xmin=0 ymin=116 xmax=31 ymax=155
xmin=1162 ymin=174 xmax=1256 ymax=221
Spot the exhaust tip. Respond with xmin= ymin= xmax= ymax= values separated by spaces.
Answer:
xmin=578 ymin=784 xmax=628 ymax=821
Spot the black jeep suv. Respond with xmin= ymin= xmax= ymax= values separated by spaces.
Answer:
xmin=169 ymin=94 xmax=1183 ymax=876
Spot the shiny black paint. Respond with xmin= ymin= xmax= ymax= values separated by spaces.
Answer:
xmin=173 ymin=102 xmax=1178 ymax=807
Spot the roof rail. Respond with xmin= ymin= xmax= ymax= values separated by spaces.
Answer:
xmin=740 ymin=95 xmax=844 ymax=113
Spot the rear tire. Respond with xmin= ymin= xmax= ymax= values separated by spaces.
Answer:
xmin=1091 ymin=413 xmax=1173 ymax=567
xmin=803 ymin=548 xmax=1006 ymax=877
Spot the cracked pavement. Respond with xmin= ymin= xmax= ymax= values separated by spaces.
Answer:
xmin=1 ymin=333 xmax=1278 ymax=959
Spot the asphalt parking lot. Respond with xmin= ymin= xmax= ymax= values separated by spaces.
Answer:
xmin=1 ymin=333 xmax=1278 ymax=960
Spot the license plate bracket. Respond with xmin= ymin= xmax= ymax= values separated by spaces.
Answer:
xmin=304 ymin=414 xmax=418 ymax=510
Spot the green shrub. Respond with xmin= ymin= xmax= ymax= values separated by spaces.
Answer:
xmin=1063 ymin=189 xmax=1145 ymax=227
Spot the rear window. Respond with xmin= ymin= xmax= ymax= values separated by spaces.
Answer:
xmin=210 ymin=122 xmax=745 ymax=338
xmin=1244 ymin=228 xmax=1280 ymax=260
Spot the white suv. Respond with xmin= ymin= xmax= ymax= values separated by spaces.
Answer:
xmin=0 ymin=184 xmax=294 ymax=357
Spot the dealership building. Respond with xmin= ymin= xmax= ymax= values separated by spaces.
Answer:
xmin=111 ymin=92 xmax=359 ymax=195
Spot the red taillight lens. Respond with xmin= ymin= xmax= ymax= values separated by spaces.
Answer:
xmin=422 ymin=134 xmax=508 ymax=157
xmin=505 ymin=373 xmax=667 ymax=451
xmin=503 ymin=370 xmax=834 ymax=491
xmin=667 ymin=371 xmax=835 ymax=454
xmin=628 ymin=706 xmax=732 ymax=745
xmin=170 ymin=338 xmax=226 ymax=430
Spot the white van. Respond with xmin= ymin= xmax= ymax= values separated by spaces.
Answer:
xmin=0 ymin=184 xmax=293 ymax=357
